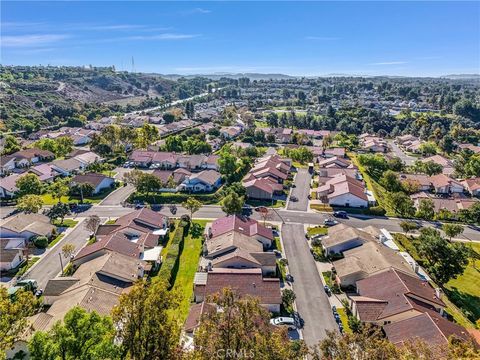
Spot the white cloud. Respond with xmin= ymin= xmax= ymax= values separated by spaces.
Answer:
xmin=2 ymin=34 xmax=70 ymax=47
xmin=369 ymin=61 xmax=408 ymax=65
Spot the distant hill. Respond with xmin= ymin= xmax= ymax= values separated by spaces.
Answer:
xmin=162 ymin=72 xmax=296 ymax=80
xmin=440 ymin=74 xmax=480 ymax=80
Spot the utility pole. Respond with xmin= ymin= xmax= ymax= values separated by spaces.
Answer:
xmin=58 ymin=253 xmax=64 ymax=274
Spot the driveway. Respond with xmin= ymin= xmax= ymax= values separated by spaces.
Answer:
xmin=281 ymin=224 xmax=338 ymax=346
xmin=22 ymin=219 xmax=92 ymax=289
xmin=387 ymin=139 xmax=416 ymax=166
xmin=287 ymin=168 xmax=312 ymax=211
xmin=100 ymin=184 xmax=135 ymax=205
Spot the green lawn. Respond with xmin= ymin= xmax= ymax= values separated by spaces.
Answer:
xmin=52 ymin=219 xmax=78 ymax=227
xmin=348 ymin=152 xmax=392 ymax=215
xmin=307 ymin=226 xmax=328 ymax=237
xmin=48 ymin=234 xmax=64 ymax=248
xmin=245 ymin=199 xmax=285 ymax=208
xmin=322 ymin=271 xmax=334 ymax=287
xmin=254 ymin=120 xmax=268 ymax=128
xmin=17 ymin=257 xmax=40 ymax=276
xmin=337 ymin=308 xmax=352 ymax=334
xmin=444 ymin=243 xmax=480 ymax=326
xmin=40 ymin=193 xmax=102 ymax=205
xmin=273 ymin=236 xmax=282 ymax=252
xmin=171 ymin=220 xmax=207 ymax=325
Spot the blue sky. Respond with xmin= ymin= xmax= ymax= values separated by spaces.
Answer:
xmin=2 ymin=1 xmax=479 ymax=76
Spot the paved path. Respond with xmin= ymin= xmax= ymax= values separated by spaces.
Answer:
xmin=281 ymin=224 xmax=338 ymax=346
xmin=22 ymin=219 xmax=91 ymax=289
xmin=100 ymin=184 xmax=135 ymax=205
xmin=287 ymin=168 xmax=312 ymax=211
xmin=387 ymin=139 xmax=416 ymax=166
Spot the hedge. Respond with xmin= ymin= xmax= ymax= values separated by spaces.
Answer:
xmin=158 ymin=220 xmax=190 ymax=287
xmin=128 ymin=191 xmax=221 ymax=205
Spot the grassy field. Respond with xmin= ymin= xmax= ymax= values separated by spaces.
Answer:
xmin=307 ymin=226 xmax=328 ymax=237
xmin=245 ymin=199 xmax=286 ymax=208
xmin=393 ymin=233 xmax=478 ymax=328
xmin=348 ymin=152 xmax=392 ymax=215
xmin=444 ymin=243 xmax=480 ymax=326
xmin=41 ymin=193 xmax=101 ymax=205
xmin=171 ymin=220 xmax=207 ymax=325
xmin=310 ymin=203 xmax=333 ymax=212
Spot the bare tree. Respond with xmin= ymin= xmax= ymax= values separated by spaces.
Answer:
xmin=84 ymin=215 xmax=101 ymax=234
xmin=61 ymin=243 xmax=76 ymax=259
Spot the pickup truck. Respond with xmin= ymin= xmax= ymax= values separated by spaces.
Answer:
xmin=8 ymin=279 xmax=38 ymax=299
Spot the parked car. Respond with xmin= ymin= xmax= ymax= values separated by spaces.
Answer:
xmin=290 ymin=195 xmax=298 ymax=202
xmin=333 ymin=211 xmax=348 ymax=219
xmin=270 ymin=317 xmax=296 ymax=330
xmin=273 ymin=249 xmax=282 ymax=257
xmin=334 ymin=313 xmax=341 ymax=323
xmin=286 ymin=274 xmax=294 ymax=283
xmin=332 ymin=305 xmax=337 ymax=314
xmin=324 ymin=218 xmax=338 ymax=226
xmin=323 ymin=285 xmax=331 ymax=296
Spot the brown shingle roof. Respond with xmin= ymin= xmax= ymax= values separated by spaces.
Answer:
xmin=202 ymin=268 xmax=281 ymax=305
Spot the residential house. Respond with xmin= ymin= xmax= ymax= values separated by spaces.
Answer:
xmin=0 ymin=238 xmax=26 ymax=271
xmin=316 ymin=174 xmax=369 ymax=208
xmin=73 ymin=208 xmax=168 ymax=267
xmin=207 ymin=215 xmax=274 ymax=248
xmin=411 ymin=192 xmax=478 ymax=214
xmin=463 ymin=177 xmax=480 ymax=197
xmin=322 ymin=224 xmax=373 ymax=255
xmin=204 ymin=231 xmax=264 ymax=259
xmin=351 ymin=268 xmax=445 ymax=325
xmin=322 ymin=147 xmax=346 ymax=158
xmin=360 ymin=134 xmax=388 ymax=153
xmin=51 ymin=158 xmax=85 ymax=176
xmin=0 ymin=213 xmax=55 ymax=240
xmin=430 ymin=174 xmax=464 ymax=194
xmin=318 ymin=156 xmax=352 ymax=169
xmin=184 ymin=302 xmax=216 ymax=334
xmin=29 ymin=164 xmax=61 ymax=182
xmin=210 ymin=249 xmax=276 ymax=276
xmin=70 ymin=173 xmax=114 ymax=194
xmin=178 ymin=155 xmax=207 ymax=172
xmin=220 ymin=126 xmax=243 ymax=139
xmin=204 ymin=155 xmax=220 ymax=171
xmin=243 ymin=177 xmax=284 ymax=200
xmin=152 ymin=168 xmax=191 ymax=189
xmin=11 ymin=148 xmax=55 ymax=168
xmin=0 ymin=155 xmax=16 ymax=176
xmin=180 ymin=170 xmax=222 ymax=193
xmin=0 ymin=174 xmax=20 ymax=198
xmin=399 ymin=174 xmax=432 ymax=192
xmin=40 ymin=252 xmax=147 ymax=330
xmin=193 ymin=268 xmax=282 ymax=312
xmin=421 ymin=155 xmax=455 ymax=175
xmin=333 ymin=241 xmax=414 ymax=287
xmin=458 ymin=143 xmax=480 ymax=154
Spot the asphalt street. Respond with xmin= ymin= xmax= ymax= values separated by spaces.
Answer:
xmin=287 ymin=168 xmax=312 ymax=211
xmin=387 ymin=139 xmax=416 ymax=166
xmin=281 ymin=224 xmax=338 ymax=346
xmin=22 ymin=219 xmax=92 ymax=289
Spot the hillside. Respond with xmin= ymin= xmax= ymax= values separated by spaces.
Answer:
xmin=0 ymin=66 xmax=212 ymax=132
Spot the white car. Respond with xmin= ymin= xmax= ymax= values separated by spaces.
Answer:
xmin=270 ymin=317 xmax=296 ymax=330
xmin=324 ymin=218 xmax=338 ymax=226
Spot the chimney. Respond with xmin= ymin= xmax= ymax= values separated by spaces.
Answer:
xmin=414 ymin=263 xmax=419 ymax=273
xmin=207 ymin=262 xmax=212 ymax=272
xmin=137 ymin=265 xmax=144 ymax=278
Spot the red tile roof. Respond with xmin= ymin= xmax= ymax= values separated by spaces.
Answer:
xmin=210 ymin=215 xmax=274 ymax=241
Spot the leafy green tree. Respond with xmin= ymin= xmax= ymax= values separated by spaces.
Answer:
xmin=48 ymin=177 xmax=70 ymax=203
xmin=70 ymin=183 xmax=95 ymax=203
xmin=111 ymin=279 xmax=182 ymax=360
xmin=164 ymin=135 xmax=183 ymax=152
xmin=401 ymin=179 xmax=421 ymax=194
xmin=221 ymin=192 xmax=244 ymax=215
xmin=387 ymin=157 xmax=404 ymax=172
xmin=17 ymin=194 xmax=44 ymax=213
xmin=419 ymin=141 xmax=437 ymax=156
xmin=400 ymin=221 xmax=419 ymax=235
xmin=281 ymin=288 xmax=296 ymax=311
xmin=193 ymin=288 xmax=307 ymax=360
xmin=0 ymin=288 xmax=39 ymax=358
xmin=218 ymin=152 xmax=238 ymax=183
xmin=442 ymin=223 xmax=464 ymax=241
xmin=15 ymin=173 xmax=43 ymax=196
xmin=136 ymin=173 xmax=162 ymax=195
xmin=46 ymin=202 xmax=70 ymax=224
xmin=387 ymin=192 xmax=415 ymax=218
xmin=136 ymin=124 xmax=159 ymax=149
xmin=182 ymin=198 xmax=202 ymax=219
xmin=417 ymin=228 xmax=470 ymax=285
xmin=379 ymin=170 xmax=402 ymax=192
xmin=415 ymin=198 xmax=435 ymax=220
xmin=29 ymin=307 xmax=120 ymax=360
xmin=1 ymin=135 xmax=20 ymax=155
xmin=55 ymin=136 xmax=74 ymax=157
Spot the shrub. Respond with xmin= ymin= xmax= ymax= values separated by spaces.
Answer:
xmin=33 ymin=235 xmax=48 ymax=249
xmin=158 ymin=222 xmax=187 ymax=286
xmin=311 ymin=238 xmax=322 ymax=247
xmin=367 ymin=206 xmax=386 ymax=216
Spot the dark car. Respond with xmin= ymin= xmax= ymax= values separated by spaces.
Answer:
xmin=324 ymin=285 xmax=331 ymax=296
xmin=290 ymin=196 xmax=298 ymax=202
xmin=333 ymin=211 xmax=348 ymax=219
